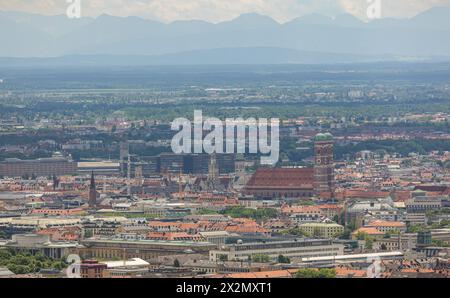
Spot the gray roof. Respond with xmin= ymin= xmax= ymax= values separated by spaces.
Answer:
xmin=0 ymin=267 xmax=15 ymax=277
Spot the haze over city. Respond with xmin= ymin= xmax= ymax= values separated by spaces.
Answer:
xmin=0 ymin=0 xmax=449 ymax=285
xmin=1 ymin=2 xmax=450 ymax=59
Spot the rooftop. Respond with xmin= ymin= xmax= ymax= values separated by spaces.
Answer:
xmin=103 ymin=258 xmax=149 ymax=269
xmin=82 ymin=237 xmax=216 ymax=247
xmin=245 ymin=168 xmax=314 ymax=189
xmin=314 ymin=133 xmax=333 ymax=142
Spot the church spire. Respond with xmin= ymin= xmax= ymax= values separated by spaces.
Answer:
xmin=89 ymin=171 xmax=97 ymax=209
xmin=90 ymin=171 xmax=96 ymax=190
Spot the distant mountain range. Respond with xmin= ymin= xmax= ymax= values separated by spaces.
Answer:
xmin=1 ymin=7 xmax=450 ymax=64
xmin=0 ymin=48 xmax=403 ymax=67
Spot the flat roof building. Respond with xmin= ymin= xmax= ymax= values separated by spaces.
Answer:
xmin=0 ymin=157 xmax=77 ymax=177
xmin=2 ymin=234 xmax=82 ymax=259
xmin=298 ymin=222 xmax=344 ymax=238
xmin=77 ymin=161 xmax=120 ymax=175
xmin=78 ymin=237 xmax=216 ymax=261
xmin=209 ymin=238 xmax=344 ymax=262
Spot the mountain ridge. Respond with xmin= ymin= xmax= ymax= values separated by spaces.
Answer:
xmin=1 ymin=47 xmax=445 ymax=67
xmin=1 ymin=7 xmax=450 ymax=59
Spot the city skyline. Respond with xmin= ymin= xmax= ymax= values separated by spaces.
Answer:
xmin=0 ymin=0 xmax=449 ymax=284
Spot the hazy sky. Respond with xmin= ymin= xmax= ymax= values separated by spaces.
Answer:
xmin=1 ymin=0 xmax=450 ymax=23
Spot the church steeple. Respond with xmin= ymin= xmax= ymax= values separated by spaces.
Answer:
xmin=208 ymin=153 xmax=219 ymax=183
xmin=90 ymin=171 xmax=96 ymax=190
xmin=89 ymin=171 xmax=98 ymax=208
xmin=313 ymin=133 xmax=335 ymax=197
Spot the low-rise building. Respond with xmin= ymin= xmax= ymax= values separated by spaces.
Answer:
xmin=0 ymin=267 xmax=15 ymax=278
xmin=80 ymin=260 xmax=107 ymax=278
xmin=209 ymin=239 xmax=344 ymax=262
xmin=78 ymin=237 xmax=216 ymax=261
xmin=298 ymin=222 xmax=344 ymax=238
xmin=351 ymin=227 xmax=385 ymax=240
xmin=199 ymin=231 xmax=230 ymax=247
xmin=405 ymin=213 xmax=427 ymax=225
xmin=0 ymin=157 xmax=77 ymax=177
xmin=2 ymin=234 xmax=82 ymax=259
xmin=365 ymin=220 xmax=406 ymax=234
xmin=406 ymin=196 xmax=442 ymax=213
xmin=103 ymin=258 xmax=150 ymax=277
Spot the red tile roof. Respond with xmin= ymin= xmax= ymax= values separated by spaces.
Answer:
xmin=352 ymin=227 xmax=384 ymax=236
xmin=335 ymin=268 xmax=367 ymax=278
xmin=281 ymin=205 xmax=322 ymax=214
xmin=367 ymin=220 xmax=406 ymax=228
xmin=223 ymin=270 xmax=293 ymax=278
xmin=245 ymin=168 xmax=314 ymax=190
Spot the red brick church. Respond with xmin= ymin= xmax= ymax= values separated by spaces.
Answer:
xmin=243 ymin=133 xmax=335 ymax=199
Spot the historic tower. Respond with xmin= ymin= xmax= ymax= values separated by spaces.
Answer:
xmin=119 ymin=141 xmax=129 ymax=176
xmin=207 ymin=153 xmax=221 ymax=191
xmin=314 ymin=133 xmax=335 ymax=196
xmin=88 ymin=171 xmax=98 ymax=208
xmin=208 ymin=153 xmax=219 ymax=183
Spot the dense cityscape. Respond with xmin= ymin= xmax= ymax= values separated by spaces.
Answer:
xmin=0 ymin=63 xmax=449 ymax=279
xmin=0 ymin=1 xmax=450 ymax=284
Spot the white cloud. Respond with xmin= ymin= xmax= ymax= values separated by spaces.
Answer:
xmin=340 ymin=0 xmax=450 ymax=20
xmin=78 ymin=0 xmax=344 ymax=23
xmin=0 ymin=0 xmax=449 ymax=23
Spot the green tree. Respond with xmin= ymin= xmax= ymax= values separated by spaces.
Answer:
xmin=218 ymin=255 xmax=228 ymax=262
xmin=365 ymin=238 xmax=374 ymax=250
xmin=355 ymin=231 xmax=368 ymax=241
xmin=197 ymin=209 xmax=219 ymax=215
xmin=221 ymin=207 xmax=279 ymax=221
xmin=173 ymin=259 xmax=181 ymax=268
xmin=295 ymin=268 xmax=336 ymax=278
xmin=313 ymin=227 xmax=322 ymax=238
xmin=332 ymin=215 xmax=339 ymax=223
xmin=277 ymin=255 xmax=291 ymax=264
xmin=340 ymin=228 xmax=352 ymax=240
xmin=84 ymin=229 xmax=94 ymax=238
xmin=0 ymin=251 xmax=67 ymax=274
xmin=0 ymin=230 xmax=7 ymax=239
xmin=252 ymin=254 xmax=270 ymax=263
xmin=432 ymin=239 xmax=450 ymax=247
xmin=281 ymin=227 xmax=306 ymax=237
xmin=407 ymin=224 xmax=427 ymax=233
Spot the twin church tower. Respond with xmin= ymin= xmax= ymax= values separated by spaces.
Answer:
xmin=313 ymin=133 xmax=335 ymax=196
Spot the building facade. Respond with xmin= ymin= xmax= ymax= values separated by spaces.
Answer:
xmin=0 ymin=157 xmax=77 ymax=177
xmin=78 ymin=238 xmax=216 ymax=261
xmin=209 ymin=239 xmax=344 ymax=261
xmin=313 ymin=133 xmax=335 ymax=195
xmin=298 ymin=223 xmax=344 ymax=238
xmin=244 ymin=133 xmax=335 ymax=199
